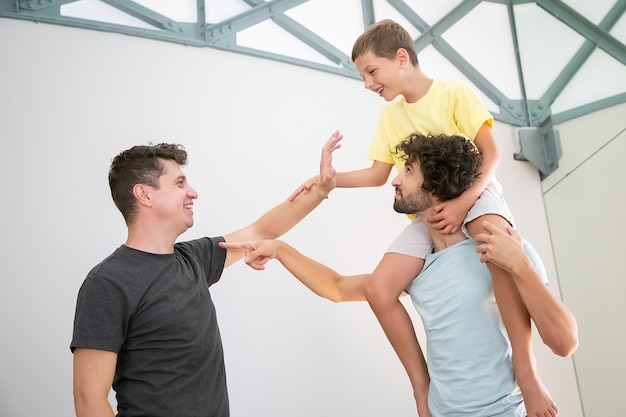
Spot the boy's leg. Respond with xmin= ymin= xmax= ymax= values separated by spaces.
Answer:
xmin=364 ymin=253 xmax=430 ymax=416
xmin=466 ymin=214 xmax=558 ymax=417
xmin=364 ymin=221 xmax=432 ymax=415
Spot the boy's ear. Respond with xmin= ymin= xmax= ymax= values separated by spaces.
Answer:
xmin=396 ymin=48 xmax=410 ymax=67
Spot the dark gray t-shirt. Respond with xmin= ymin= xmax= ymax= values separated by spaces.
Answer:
xmin=71 ymin=237 xmax=228 ymax=417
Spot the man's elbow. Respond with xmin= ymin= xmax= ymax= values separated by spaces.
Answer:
xmin=549 ymin=331 xmax=579 ymax=358
xmin=73 ymin=389 xmax=113 ymax=417
xmin=73 ymin=392 xmax=90 ymax=417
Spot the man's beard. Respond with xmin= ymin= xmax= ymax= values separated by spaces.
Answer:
xmin=393 ymin=188 xmax=432 ymax=215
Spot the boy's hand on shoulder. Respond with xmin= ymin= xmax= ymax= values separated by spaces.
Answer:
xmin=428 ymin=196 xmax=470 ymax=234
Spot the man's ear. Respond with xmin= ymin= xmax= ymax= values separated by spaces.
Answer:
xmin=133 ymin=184 xmax=152 ymax=208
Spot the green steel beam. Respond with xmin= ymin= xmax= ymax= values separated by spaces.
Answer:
xmin=197 ymin=0 xmax=207 ymax=43
xmin=362 ymin=0 xmax=375 ymax=27
xmin=387 ymin=0 xmax=529 ymax=126
xmin=205 ymin=0 xmax=307 ymax=45
xmin=209 ymin=43 xmax=360 ymax=79
xmin=527 ymin=0 xmax=626 ymax=125
xmin=552 ymin=93 xmax=626 ymax=124
xmin=535 ymin=0 xmax=626 ymax=66
xmin=18 ymin=0 xmax=75 ymax=12
xmin=0 ymin=0 xmax=624 ymax=132
xmin=100 ymin=0 xmax=185 ymax=33
xmin=506 ymin=0 xmax=532 ymax=125
xmin=0 ymin=0 xmax=202 ymax=45
xmin=486 ymin=0 xmax=538 ymax=4
xmin=242 ymin=0 xmax=356 ymax=72
xmin=411 ymin=0 xmax=482 ymax=50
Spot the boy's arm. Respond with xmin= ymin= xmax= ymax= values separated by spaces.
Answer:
xmin=335 ymin=160 xmax=393 ymax=187
xmin=429 ymin=123 xmax=500 ymax=234
xmin=287 ymin=160 xmax=392 ymax=201
xmin=475 ymin=222 xmax=579 ymax=357
xmin=223 ymin=131 xmax=340 ymax=267
xmin=73 ymin=348 xmax=117 ymax=417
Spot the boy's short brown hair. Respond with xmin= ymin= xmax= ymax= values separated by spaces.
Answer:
xmin=351 ymin=19 xmax=418 ymax=65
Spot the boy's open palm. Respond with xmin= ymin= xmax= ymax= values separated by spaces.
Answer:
xmin=288 ymin=130 xmax=342 ymax=201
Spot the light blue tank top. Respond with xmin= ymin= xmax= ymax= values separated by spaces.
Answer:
xmin=403 ymin=238 xmax=545 ymax=416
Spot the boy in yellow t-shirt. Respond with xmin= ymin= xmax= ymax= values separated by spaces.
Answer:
xmin=291 ymin=19 xmax=560 ymax=417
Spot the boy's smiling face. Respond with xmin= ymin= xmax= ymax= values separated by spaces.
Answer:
xmin=354 ymin=50 xmax=404 ymax=102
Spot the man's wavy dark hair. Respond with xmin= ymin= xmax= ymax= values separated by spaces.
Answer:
xmin=394 ymin=133 xmax=483 ymax=202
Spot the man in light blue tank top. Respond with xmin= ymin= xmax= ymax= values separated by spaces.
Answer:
xmin=222 ymin=133 xmax=578 ymax=416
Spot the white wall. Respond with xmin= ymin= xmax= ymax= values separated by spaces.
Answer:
xmin=0 ymin=18 xmax=582 ymax=417
xmin=544 ymin=104 xmax=626 ymax=417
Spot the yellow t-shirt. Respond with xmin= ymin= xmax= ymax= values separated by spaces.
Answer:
xmin=369 ymin=79 xmax=496 ymax=220
xmin=368 ymin=79 xmax=493 ymax=172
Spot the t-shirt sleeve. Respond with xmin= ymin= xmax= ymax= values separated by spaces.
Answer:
xmin=70 ymin=275 xmax=128 ymax=353
xmin=453 ymin=82 xmax=494 ymax=141
xmin=179 ymin=237 xmax=227 ymax=287
xmin=522 ymin=238 xmax=549 ymax=285
xmin=386 ymin=218 xmax=433 ymax=260
xmin=368 ymin=107 xmax=396 ymax=165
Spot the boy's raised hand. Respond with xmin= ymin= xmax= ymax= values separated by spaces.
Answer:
xmin=288 ymin=130 xmax=342 ymax=201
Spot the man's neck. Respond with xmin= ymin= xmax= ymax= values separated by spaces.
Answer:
xmin=125 ymin=223 xmax=178 ymax=254
xmin=430 ymin=229 xmax=467 ymax=252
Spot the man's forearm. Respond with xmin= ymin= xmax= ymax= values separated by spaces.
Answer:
xmin=254 ymin=181 xmax=330 ymax=239
xmin=275 ymin=242 xmax=367 ymax=302
xmin=510 ymin=259 xmax=579 ymax=357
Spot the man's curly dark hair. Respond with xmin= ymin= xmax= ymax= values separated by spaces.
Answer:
xmin=395 ymin=133 xmax=483 ymax=202
xmin=109 ymin=143 xmax=188 ymax=225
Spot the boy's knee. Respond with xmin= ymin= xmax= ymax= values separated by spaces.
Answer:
xmin=467 ymin=213 xmax=511 ymax=237
xmin=364 ymin=277 xmax=395 ymax=307
xmin=364 ymin=277 xmax=384 ymax=304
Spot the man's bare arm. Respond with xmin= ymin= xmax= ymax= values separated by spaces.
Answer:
xmin=475 ymin=221 xmax=579 ymax=357
xmin=73 ymin=348 xmax=117 ymax=417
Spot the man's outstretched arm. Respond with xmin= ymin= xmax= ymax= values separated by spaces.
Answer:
xmin=475 ymin=221 xmax=579 ymax=357
xmin=220 ymin=239 xmax=432 ymax=417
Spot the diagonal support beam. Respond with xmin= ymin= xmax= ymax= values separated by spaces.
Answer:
xmin=100 ymin=0 xmax=185 ymax=33
xmin=411 ymin=0 xmax=482 ymax=49
xmin=242 ymin=0 xmax=355 ymax=71
xmin=528 ymin=0 xmax=626 ymax=125
xmin=535 ymin=0 xmax=626 ymax=65
xmin=206 ymin=0 xmax=307 ymax=45
xmin=18 ymin=0 xmax=76 ymax=12
xmin=361 ymin=0 xmax=375 ymax=27
xmin=387 ymin=0 xmax=529 ymax=125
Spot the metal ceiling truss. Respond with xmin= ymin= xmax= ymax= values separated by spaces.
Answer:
xmin=1 ymin=0 xmax=625 ymax=177
xmin=1 ymin=0 xmax=624 ymax=126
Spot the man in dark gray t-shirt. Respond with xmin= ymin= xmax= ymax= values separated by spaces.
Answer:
xmin=71 ymin=131 xmax=342 ymax=417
